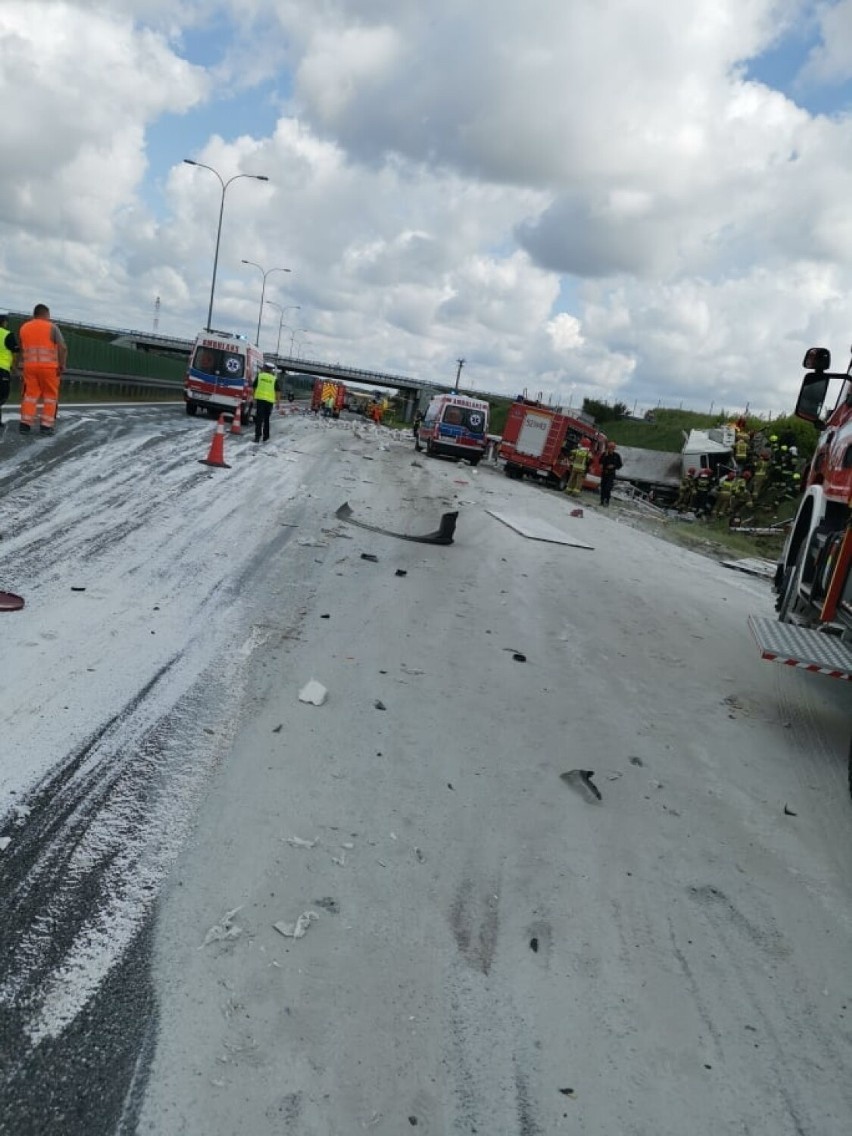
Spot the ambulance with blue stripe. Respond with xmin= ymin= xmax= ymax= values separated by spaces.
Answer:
xmin=184 ymin=330 xmax=263 ymax=424
xmin=415 ymin=393 xmax=490 ymax=465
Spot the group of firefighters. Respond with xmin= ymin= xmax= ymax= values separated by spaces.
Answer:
xmin=672 ymin=428 xmax=804 ymax=521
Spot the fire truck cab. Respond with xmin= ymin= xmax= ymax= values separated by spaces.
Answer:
xmin=748 ymin=345 xmax=852 ymax=799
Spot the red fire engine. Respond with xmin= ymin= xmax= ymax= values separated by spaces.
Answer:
xmin=747 ymin=345 xmax=852 ymax=796
xmin=498 ymin=397 xmax=607 ymax=491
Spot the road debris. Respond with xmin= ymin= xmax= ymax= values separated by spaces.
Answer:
xmin=784 ymin=804 xmax=798 ymax=816
xmin=273 ymin=911 xmax=320 ymax=939
xmin=374 ymin=700 xmax=387 ymax=711
xmin=299 ymin=679 xmax=328 ymax=706
xmin=200 ymin=907 xmax=244 ymax=948
xmin=286 ymin=835 xmax=318 ymax=848
xmin=560 ymin=769 xmax=602 ymax=801
xmin=558 ymin=1088 xmax=577 ymax=1099
xmin=486 ymin=510 xmax=594 ymax=549
xmin=336 ymin=501 xmax=458 ymax=545
xmin=361 ymin=553 xmax=379 ymax=562
xmin=0 ymin=836 xmax=12 ymax=852
xmin=395 ymin=568 xmax=408 ymax=577
xmin=512 ymin=652 xmax=527 ymax=662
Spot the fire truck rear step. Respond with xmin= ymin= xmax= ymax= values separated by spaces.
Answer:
xmin=748 ymin=616 xmax=852 ymax=681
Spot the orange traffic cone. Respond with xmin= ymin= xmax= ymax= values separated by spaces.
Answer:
xmin=230 ymin=404 xmax=242 ymax=435
xmin=199 ymin=416 xmax=231 ymax=469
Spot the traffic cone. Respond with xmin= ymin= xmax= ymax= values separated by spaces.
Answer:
xmin=199 ymin=416 xmax=231 ymax=469
xmin=230 ymin=405 xmax=242 ymax=435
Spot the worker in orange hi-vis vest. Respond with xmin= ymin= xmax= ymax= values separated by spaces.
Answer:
xmin=17 ymin=303 xmax=68 ymax=436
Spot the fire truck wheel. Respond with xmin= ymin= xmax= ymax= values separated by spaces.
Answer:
xmin=469 ymin=455 xmax=481 ymax=467
xmin=556 ymin=474 xmax=568 ymax=492
xmin=185 ymin=402 xmax=198 ymax=417
xmin=426 ymin=440 xmax=437 ymax=457
xmin=415 ymin=440 xmax=422 ymax=452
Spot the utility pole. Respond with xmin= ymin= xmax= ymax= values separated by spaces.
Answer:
xmin=454 ymin=358 xmax=465 ymax=392
xmin=152 ymin=295 xmax=160 ymax=332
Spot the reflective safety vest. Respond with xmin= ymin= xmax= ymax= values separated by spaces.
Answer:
xmin=0 ymin=328 xmax=14 ymax=372
xmin=19 ymin=318 xmax=60 ymax=367
xmin=571 ymin=447 xmax=590 ymax=471
xmin=254 ymin=369 xmax=276 ymax=403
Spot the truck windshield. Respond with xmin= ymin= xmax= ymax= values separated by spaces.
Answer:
xmin=443 ymin=405 xmax=486 ymax=434
xmin=191 ymin=346 xmax=245 ymax=381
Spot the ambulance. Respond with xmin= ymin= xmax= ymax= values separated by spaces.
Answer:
xmin=184 ymin=330 xmax=264 ymax=423
xmin=415 ymin=393 xmax=490 ymax=465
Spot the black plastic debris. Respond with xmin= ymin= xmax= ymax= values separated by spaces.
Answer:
xmin=784 ymin=804 xmax=797 ymax=816
xmin=71 ymin=586 xmax=86 ymax=592
xmin=530 ymin=937 xmax=539 ymax=953
xmin=320 ymin=613 xmax=330 ymax=619
xmin=374 ymin=700 xmax=387 ymax=711
xmin=336 ymin=501 xmax=458 ymax=545
xmin=512 ymin=652 xmax=527 ymax=662
xmin=629 ymin=756 xmax=644 ymax=767
xmin=395 ymin=569 xmax=408 ymax=577
xmin=560 ymin=769 xmax=602 ymax=802
xmin=361 ymin=553 xmax=379 ymax=562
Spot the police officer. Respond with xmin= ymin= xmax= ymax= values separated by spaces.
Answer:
xmin=252 ymin=364 xmax=277 ymax=443
xmin=0 ymin=314 xmax=19 ymax=429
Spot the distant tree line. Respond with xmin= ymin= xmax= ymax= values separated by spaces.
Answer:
xmin=582 ymin=397 xmax=629 ymax=423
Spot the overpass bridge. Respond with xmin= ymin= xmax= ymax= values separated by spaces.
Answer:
xmin=111 ymin=329 xmax=455 ymax=416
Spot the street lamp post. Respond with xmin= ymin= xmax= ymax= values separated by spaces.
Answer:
xmin=183 ymin=159 xmax=269 ymax=332
xmin=264 ymin=302 xmax=301 ymax=358
xmin=290 ymin=327 xmax=307 ymax=356
xmin=242 ymin=261 xmax=291 ymax=346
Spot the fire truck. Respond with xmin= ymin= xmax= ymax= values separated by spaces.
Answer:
xmin=498 ymin=397 xmax=607 ymax=491
xmin=747 ymin=345 xmax=852 ymax=796
xmin=311 ymin=378 xmax=346 ymax=418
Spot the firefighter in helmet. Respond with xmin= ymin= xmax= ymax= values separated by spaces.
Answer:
xmin=693 ymin=468 xmax=713 ymax=516
xmin=675 ymin=467 xmax=698 ymax=512
xmin=712 ymin=472 xmax=736 ymax=517
xmin=564 ymin=438 xmax=592 ymax=496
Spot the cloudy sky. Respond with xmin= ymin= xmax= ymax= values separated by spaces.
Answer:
xmin=2 ymin=0 xmax=852 ymax=415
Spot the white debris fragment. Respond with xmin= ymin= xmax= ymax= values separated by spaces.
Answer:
xmin=0 ymin=836 xmax=11 ymax=852
xmin=273 ymin=911 xmax=320 ymax=939
xmin=13 ymin=805 xmax=31 ymax=821
xmin=331 ymin=853 xmax=346 ymax=866
xmin=285 ymin=835 xmax=317 ymax=848
xmin=200 ymin=906 xmax=244 ymax=948
xmin=298 ymin=679 xmax=328 ymax=706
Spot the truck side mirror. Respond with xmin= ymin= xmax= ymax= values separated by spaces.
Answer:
xmin=802 ymin=347 xmax=830 ymax=371
xmin=795 ymin=371 xmax=829 ymax=428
